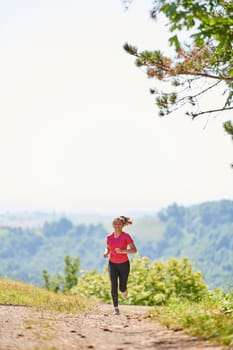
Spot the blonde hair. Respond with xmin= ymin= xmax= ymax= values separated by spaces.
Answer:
xmin=118 ymin=215 xmax=133 ymax=226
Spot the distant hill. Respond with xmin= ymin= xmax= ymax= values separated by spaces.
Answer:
xmin=139 ymin=200 xmax=233 ymax=290
xmin=0 ymin=199 xmax=232 ymax=290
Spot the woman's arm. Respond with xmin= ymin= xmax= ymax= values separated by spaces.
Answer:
xmin=115 ymin=242 xmax=137 ymax=254
xmin=103 ymin=246 xmax=110 ymax=258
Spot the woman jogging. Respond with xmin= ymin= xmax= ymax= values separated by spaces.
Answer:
xmin=103 ymin=215 xmax=137 ymax=315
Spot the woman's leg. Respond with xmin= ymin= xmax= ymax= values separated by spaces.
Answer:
xmin=118 ymin=260 xmax=130 ymax=293
xmin=108 ymin=261 xmax=119 ymax=307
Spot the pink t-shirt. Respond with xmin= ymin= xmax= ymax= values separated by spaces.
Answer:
xmin=107 ymin=232 xmax=134 ymax=263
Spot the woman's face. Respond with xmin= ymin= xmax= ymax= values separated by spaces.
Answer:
xmin=112 ymin=218 xmax=123 ymax=230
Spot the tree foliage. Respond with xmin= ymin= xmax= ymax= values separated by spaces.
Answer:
xmin=223 ymin=120 xmax=233 ymax=167
xmin=124 ymin=0 xmax=233 ymax=120
xmin=42 ymin=255 xmax=80 ymax=293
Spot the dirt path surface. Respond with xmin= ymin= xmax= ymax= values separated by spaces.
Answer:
xmin=0 ymin=304 xmax=229 ymax=350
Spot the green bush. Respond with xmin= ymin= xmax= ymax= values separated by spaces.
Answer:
xmin=72 ymin=256 xmax=208 ymax=305
xmin=72 ymin=266 xmax=111 ymax=303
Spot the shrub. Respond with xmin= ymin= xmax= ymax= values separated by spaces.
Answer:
xmin=72 ymin=256 xmax=208 ymax=305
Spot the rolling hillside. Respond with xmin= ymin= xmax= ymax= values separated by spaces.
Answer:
xmin=0 ymin=199 xmax=232 ymax=290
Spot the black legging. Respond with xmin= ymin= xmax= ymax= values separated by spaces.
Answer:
xmin=108 ymin=260 xmax=130 ymax=307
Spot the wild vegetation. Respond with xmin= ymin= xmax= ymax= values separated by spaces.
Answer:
xmin=1 ymin=234 xmax=233 ymax=346
xmin=153 ymin=200 xmax=233 ymax=290
xmin=123 ymin=0 xmax=233 ymax=167
xmin=73 ymin=256 xmax=208 ymax=305
xmin=0 ymin=219 xmax=107 ymax=286
xmin=42 ymin=255 xmax=80 ymax=293
xmin=1 ymin=256 xmax=232 ymax=346
xmin=0 ymin=278 xmax=93 ymax=314
xmin=123 ymin=1 xmax=233 ymax=122
xmin=0 ymin=200 xmax=232 ymax=290
xmin=70 ymin=254 xmax=233 ymax=346
xmin=151 ymin=292 xmax=233 ymax=346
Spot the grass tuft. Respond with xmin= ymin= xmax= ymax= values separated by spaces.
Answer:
xmin=150 ymin=292 xmax=233 ymax=347
xmin=0 ymin=278 xmax=95 ymax=314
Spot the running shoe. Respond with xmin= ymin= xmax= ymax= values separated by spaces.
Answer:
xmin=113 ymin=307 xmax=120 ymax=315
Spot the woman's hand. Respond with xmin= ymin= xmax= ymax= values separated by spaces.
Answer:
xmin=115 ymin=243 xmax=137 ymax=255
xmin=115 ymin=248 xmax=122 ymax=253
xmin=103 ymin=248 xmax=109 ymax=258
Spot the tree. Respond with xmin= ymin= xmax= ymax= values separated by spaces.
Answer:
xmin=42 ymin=255 xmax=80 ymax=293
xmin=123 ymin=1 xmax=233 ymax=121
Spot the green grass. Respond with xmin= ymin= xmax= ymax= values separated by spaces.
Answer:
xmin=0 ymin=278 xmax=95 ymax=313
xmin=150 ymin=292 xmax=233 ymax=347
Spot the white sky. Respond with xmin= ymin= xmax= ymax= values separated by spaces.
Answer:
xmin=0 ymin=0 xmax=232 ymax=214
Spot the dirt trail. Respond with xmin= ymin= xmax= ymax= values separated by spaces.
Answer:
xmin=0 ymin=304 xmax=229 ymax=350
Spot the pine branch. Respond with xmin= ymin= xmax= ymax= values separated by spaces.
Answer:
xmin=187 ymin=106 xmax=233 ymax=119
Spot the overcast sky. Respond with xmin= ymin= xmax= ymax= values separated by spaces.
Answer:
xmin=0 ymin=0 xmax=232 ymax=214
